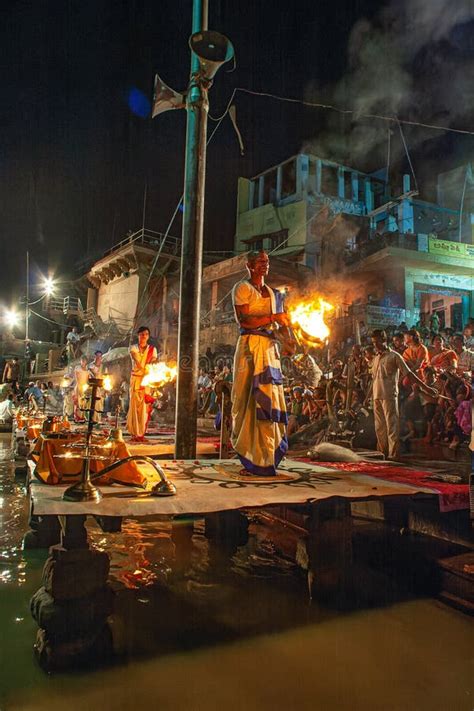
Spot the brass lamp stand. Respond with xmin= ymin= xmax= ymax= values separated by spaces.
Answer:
xmin=61 ymin=377 xmax=177 ymax=501
xmin=63 ymin=377 xmax=104 ymax=502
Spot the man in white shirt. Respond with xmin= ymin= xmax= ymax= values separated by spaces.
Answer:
xmin=66 ymin=327 xmax=80 ymax=363
xmin=197 ymin=368 xmax=212 ymax=412
xmin=370 ymin=330 xmax=437 ymax=460
xmin=453 ymin=335 xmax=474 ymax=376
xmin=0 ymin=394 xmax=15 ymax=423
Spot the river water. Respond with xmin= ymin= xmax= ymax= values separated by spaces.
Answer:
xmin=0 ymin=434 xmax=472 ymax=711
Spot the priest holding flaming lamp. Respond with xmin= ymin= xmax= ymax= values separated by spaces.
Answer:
xmin=231 ymin=250 xmax=335 ymax=476
xmin=231 ymin=251 xmax=291 ymax=476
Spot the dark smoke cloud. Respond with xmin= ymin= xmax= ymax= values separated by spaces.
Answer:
xmin=303 ymin=0 xmax=474 ymax=174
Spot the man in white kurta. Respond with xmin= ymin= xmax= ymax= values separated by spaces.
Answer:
xmin=127 ymin=326 xmax=158 ymax=442
xmin=370 ymin=329 xmax=437 ymax=460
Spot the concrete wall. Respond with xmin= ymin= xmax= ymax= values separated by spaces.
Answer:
xmin=199 ymin=323 xmax=240 ymax=352
xmin=97 ymin=274 xmax=139 ymax=333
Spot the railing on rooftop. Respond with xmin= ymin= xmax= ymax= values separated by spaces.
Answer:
xmin=101 ymin=227 xmax=181 ymax=259
xmin=75 ymin=228 xmax=181 ymax=274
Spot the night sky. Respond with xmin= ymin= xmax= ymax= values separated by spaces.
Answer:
xmin=0 ymin=0 xmax=473 ymax=306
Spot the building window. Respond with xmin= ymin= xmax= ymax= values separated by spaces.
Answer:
xmin=308 ymin=157 xmax=317 ymax=193
xmin=281 ymin=159 xmax=296 ymax=199
xmin=263 ymin=169 xmax=277 ymax=204
xmin=371 ymin=180 xmax=386 ymax=209
xmin=270 ymin=229 xmax=289 ymax=249
xmin=248 ymin=238 xmax=264 ymax=252
xmin=344 ymin=171 xmax=353 ymax=201
xmin=321 ymin=163 xmax=338 ymax=196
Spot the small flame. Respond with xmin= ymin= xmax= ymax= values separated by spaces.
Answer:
xmin=103 ymin=375 xmax=113 ymax=392
xmin=288 ymin=298 xmax=333 ymax=343
xmin=142 ymin=361 xmax=177 ymax=387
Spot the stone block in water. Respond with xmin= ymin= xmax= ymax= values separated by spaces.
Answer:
xmin=43 ymin=546 xmax=110 ymax=601
xmin=30 ymin=585 xmax=114 ymax=640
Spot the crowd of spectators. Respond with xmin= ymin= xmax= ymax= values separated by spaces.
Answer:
xmin=284 ymin=320 xmax=473 ymax=453
xmin=2 ymin=319 xmax=472 ymax=456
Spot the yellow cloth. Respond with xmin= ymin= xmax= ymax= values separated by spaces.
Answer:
xmin=231 ymin=282 xmax=288 ymax=476
xmin=126 ymin=345 xmax=157 ymax=437
xmin=31 ymin=433 xmax=146 ymax=487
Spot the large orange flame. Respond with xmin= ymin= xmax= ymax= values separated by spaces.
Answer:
xmin=142 ymin=361 xmax=177 ymax=388
xmin=288 ymin=297 xmax=333 ymax=344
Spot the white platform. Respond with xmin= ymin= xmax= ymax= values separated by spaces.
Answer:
xmin=27 ymin=458 xmax=433 ymax=518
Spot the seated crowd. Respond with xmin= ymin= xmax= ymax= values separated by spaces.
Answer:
xmin=285 ymin=322 xmax=473 ymax=453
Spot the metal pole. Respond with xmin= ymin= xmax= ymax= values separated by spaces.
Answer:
xmin=25 ymin=250 xmax=30 ymax=341
xmin=174 ymin=0 xmax=209 ymax=459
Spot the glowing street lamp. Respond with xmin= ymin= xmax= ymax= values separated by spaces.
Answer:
xmin=43 ymin=277 xmax=55 ymax=296
xmin=4 ymin=309 xmax=20 ymax=329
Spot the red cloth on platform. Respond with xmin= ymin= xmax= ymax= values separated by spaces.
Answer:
xmin=295 ymin=458 xmax=469 ymax=513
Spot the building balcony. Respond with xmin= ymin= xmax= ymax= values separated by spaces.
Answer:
xmin=344 ymin=233 xmax=474 ymax=275
xmin=83 ymin=228 xmax=181 ymax=288
xmin=43 ymin=296 xmax=84 ymax=318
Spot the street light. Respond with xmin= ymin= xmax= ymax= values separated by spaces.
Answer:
xmin=23 ymin=264 xmax=57 ymax=340
xmin=43 ymin=277 xmax=55 ymax=297
xmin=4 ymin=309 xmax=20 ymax=329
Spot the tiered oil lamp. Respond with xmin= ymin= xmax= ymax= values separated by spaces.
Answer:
xmin=60 ymin=375 xmax=177 ymax=501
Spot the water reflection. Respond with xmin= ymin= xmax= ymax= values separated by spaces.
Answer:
xmin=0 ymin=433 xmax=471 ymax=711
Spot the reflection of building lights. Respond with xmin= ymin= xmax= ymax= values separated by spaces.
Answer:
xmin=4 ymin=310 xmax=20 ymax=328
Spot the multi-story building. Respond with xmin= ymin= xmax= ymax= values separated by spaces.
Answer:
xmin=235 ymin=153 xmax=474 ymax=332
xmin=71 ymin=155 xmax=474 ymax=364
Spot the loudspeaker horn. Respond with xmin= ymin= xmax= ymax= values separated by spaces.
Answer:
xmin=152 ymin=74 xmax=185 ymax=117
xmin=189 ymin=30 xmax=235 ymax=81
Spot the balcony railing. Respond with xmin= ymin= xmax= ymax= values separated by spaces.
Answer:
xmin=43 ymin=296 xmax=83 ymax=315
xmin=344 ymin=233 xmax=420 ymax=265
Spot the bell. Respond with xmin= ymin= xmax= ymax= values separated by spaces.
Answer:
xmin=152 ymin=74 xmax=185 ymax=117
xmin=108 ymin=427 xmax=124 ymax=443
xmin=189 ymin=30 xmax=234 ymax=81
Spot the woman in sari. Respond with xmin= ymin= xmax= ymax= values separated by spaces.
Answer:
xmin=429 ymin=334 xmax=458 ymax=371
xmin=231 ymin=251 xmax=291 ymax=476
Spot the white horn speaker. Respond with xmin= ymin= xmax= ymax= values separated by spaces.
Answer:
xmin=189 ymin=30 xmax=235 ymax=81
xmin=152 ymin=74 xmax=185 ymax=117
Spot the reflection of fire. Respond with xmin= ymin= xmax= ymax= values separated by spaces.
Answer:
xmin=142 ymin=362 xmax=177 ymax=388
xmin=288 ymin=298 xmax=333 ymax=344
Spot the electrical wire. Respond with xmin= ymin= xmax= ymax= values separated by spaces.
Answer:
xmin=82 ymin=84 xmax=474 ymax=348
xmin=28 ymin=308 xmax=70 ymax=328
xmin=397 ymin=119 xmax=418 ymax=193
xmin=110 ymin=85 xmax=241 ymax=350
xmin=232 ymin=87 xmax=474 ymax=137
xmin=200 ymin=206 xmax=328 ymax=319
xmin=386 ymin=127 xmax=391 ymax=184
